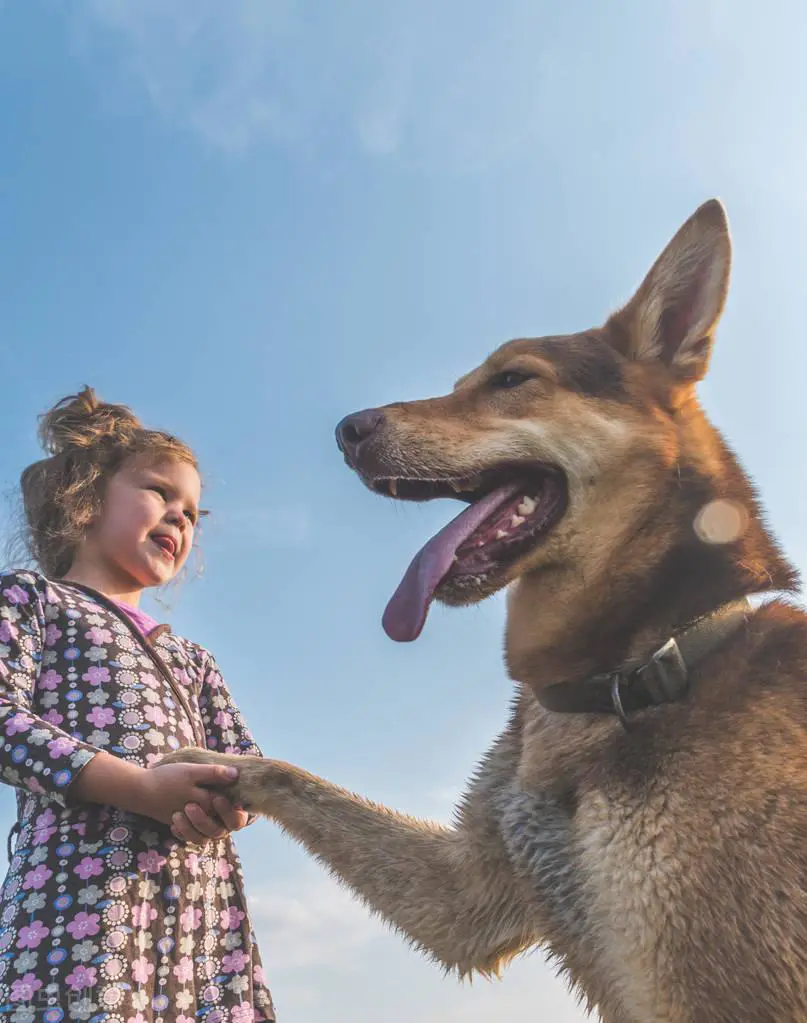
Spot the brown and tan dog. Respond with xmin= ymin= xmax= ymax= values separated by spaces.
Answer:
xmin=165 ymin=201 xmax=807 ymax=1022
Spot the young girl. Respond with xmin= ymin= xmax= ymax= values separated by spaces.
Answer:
xmin=0 ymin=389 xmax=275 ymax=1022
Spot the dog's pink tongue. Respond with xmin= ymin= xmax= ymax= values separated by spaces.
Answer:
xmin=382 ymin=483 xmax=521 ymax=642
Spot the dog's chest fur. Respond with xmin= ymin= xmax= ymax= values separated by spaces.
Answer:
xmin=493 ymin=709 xmax=681 ymax=1022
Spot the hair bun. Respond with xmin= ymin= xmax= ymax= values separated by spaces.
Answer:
xmin=38 ymin=386 xmax=143 ymax=456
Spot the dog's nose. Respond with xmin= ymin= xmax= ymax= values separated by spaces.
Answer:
xmin=335 ymin=409 xmax=386 ymax=464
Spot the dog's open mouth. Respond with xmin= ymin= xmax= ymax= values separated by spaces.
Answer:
xmin=368 ymin=465 xmax=567 ymax=642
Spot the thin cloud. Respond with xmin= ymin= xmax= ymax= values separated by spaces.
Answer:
xmin=77 ymin=1 xmax=558 ymax=169
xmin=354 ymin=48 xmax=413 ymax=157
xmin=84 ymin=0 xmax=302 ymax=153
xmin=249 ymin=874 xmax=382 ymax=972
xmin=246 ymin=864 xmax=595 ymax=1020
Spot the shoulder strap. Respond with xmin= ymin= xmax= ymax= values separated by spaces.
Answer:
xmin=57 ymin=581 xmax=206 ymax=748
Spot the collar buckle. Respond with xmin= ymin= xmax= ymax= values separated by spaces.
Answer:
xmin=635 ymin=636 xmax=689 ymax=704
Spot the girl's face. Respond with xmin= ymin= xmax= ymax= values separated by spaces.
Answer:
xmin=75 ymin=455 xmax=202 ymax=591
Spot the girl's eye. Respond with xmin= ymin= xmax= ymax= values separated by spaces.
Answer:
xmin=149 ymin=485 xmax=167 ymax=500
xmin=490 ymin=370 xmax=535 ymax=390
xmin=184 ymin=510 xmax=197 ymax=525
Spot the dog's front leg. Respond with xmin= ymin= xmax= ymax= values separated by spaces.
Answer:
xmin=163 ymin=747 xmax=538 ymax=977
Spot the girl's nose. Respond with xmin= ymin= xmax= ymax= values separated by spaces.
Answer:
xmin=165 ymin=506 xmax=185 ymax=528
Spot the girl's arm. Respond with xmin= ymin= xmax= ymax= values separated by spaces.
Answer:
xmin=0 ymin=573 xmax=98 ymax=806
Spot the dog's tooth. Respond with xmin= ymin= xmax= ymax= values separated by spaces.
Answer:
xmin=510 ymin=515 xmax=525 ymax=528
xmin=495 ymin=529 xmax=508 ymax=540
xmin=517 ymin=496 xmax=537 ymax=516
xmin=388 ymin=479 xmax=398 ymax=497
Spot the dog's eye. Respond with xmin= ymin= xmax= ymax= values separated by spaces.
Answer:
xmin=490 ymin=370 xmax=534 ymax=390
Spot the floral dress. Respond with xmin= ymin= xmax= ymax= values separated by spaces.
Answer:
xmin=0 ymin=570 xmax=275 ymax=1022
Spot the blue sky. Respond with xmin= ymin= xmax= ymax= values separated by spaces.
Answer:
xmin=3 ymin=2 xmax=807 ymax=1019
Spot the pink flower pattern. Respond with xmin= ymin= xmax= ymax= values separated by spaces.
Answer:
xmin=173 ymin=955 xmax=194 ymax=983
xmin=221 ymin=905 xmax=246 ymax=930
xmin=222 ymin=948 xmax=249 ymax=973
xmin=74 ymin=855 xmax=104 ymax=880
xmin=22 ymin=864 xmax=52 ymax=890
xmin=17 ymin=919 xmax=49 ymax=948
xmin=0 ymin=573 xmax=275 ymax=1019
xmin=47 ymin=735 xmax=75 ymax=758
xmin=180 ymin=905 xmax=202 ymax=933
xmin=66 ymin=910 xmax=101 ymax=939
xmin=132 ymin=955 xmax=155 ymax=984
xmin=44 ymin=624 xmax=62 ymax=646
xmin=137 ymin=849 xmax=167 ymax=874
xmin=82 ymin=664 xmax=110 ymax=685
xmin=3 ymin=584 xmax=29 ymax=605
xmin=6 ymin=712 xmax=33 ymax=736
xmin=38 ymin=668 xmax=63 ymax=690
xmin=66 ymin=963 xmax=97 ymax=990
xmin=10 ymin=971 xmax=42 ymax=1001
xmin=132 ymin=902 xmax=157 ymax=927
xmin=87 ymin=705 xmax=115 ymax=728
xmin=143 ymin=704 xmax=168 ymax=727
xmin=86 ymin=626 xmax=113 ymax=646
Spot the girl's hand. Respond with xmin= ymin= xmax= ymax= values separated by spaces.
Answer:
xmin=171 ymin=794 xmax=250 ymax=846
xmin=137 ymin=761 xmax=246 ymax=845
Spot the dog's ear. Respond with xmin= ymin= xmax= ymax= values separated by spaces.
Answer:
xmin=607 ymin=199 xmax=731 ymax=385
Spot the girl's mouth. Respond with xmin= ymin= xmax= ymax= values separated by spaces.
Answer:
xmin=150 ymin=534 xmax=178 ymax=559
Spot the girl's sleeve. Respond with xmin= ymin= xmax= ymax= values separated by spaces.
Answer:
xmin=198 ymin=652 xmax=263 ymax=758
xmin=0 ymin=572 xmax=98 ymax=807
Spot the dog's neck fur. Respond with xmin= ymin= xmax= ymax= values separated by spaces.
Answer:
xmin=504 ymin=408 xmax=798 ymax=696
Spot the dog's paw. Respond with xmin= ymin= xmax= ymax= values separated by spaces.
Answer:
xmin=159 ymin=746 xmax=229 ymax=769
